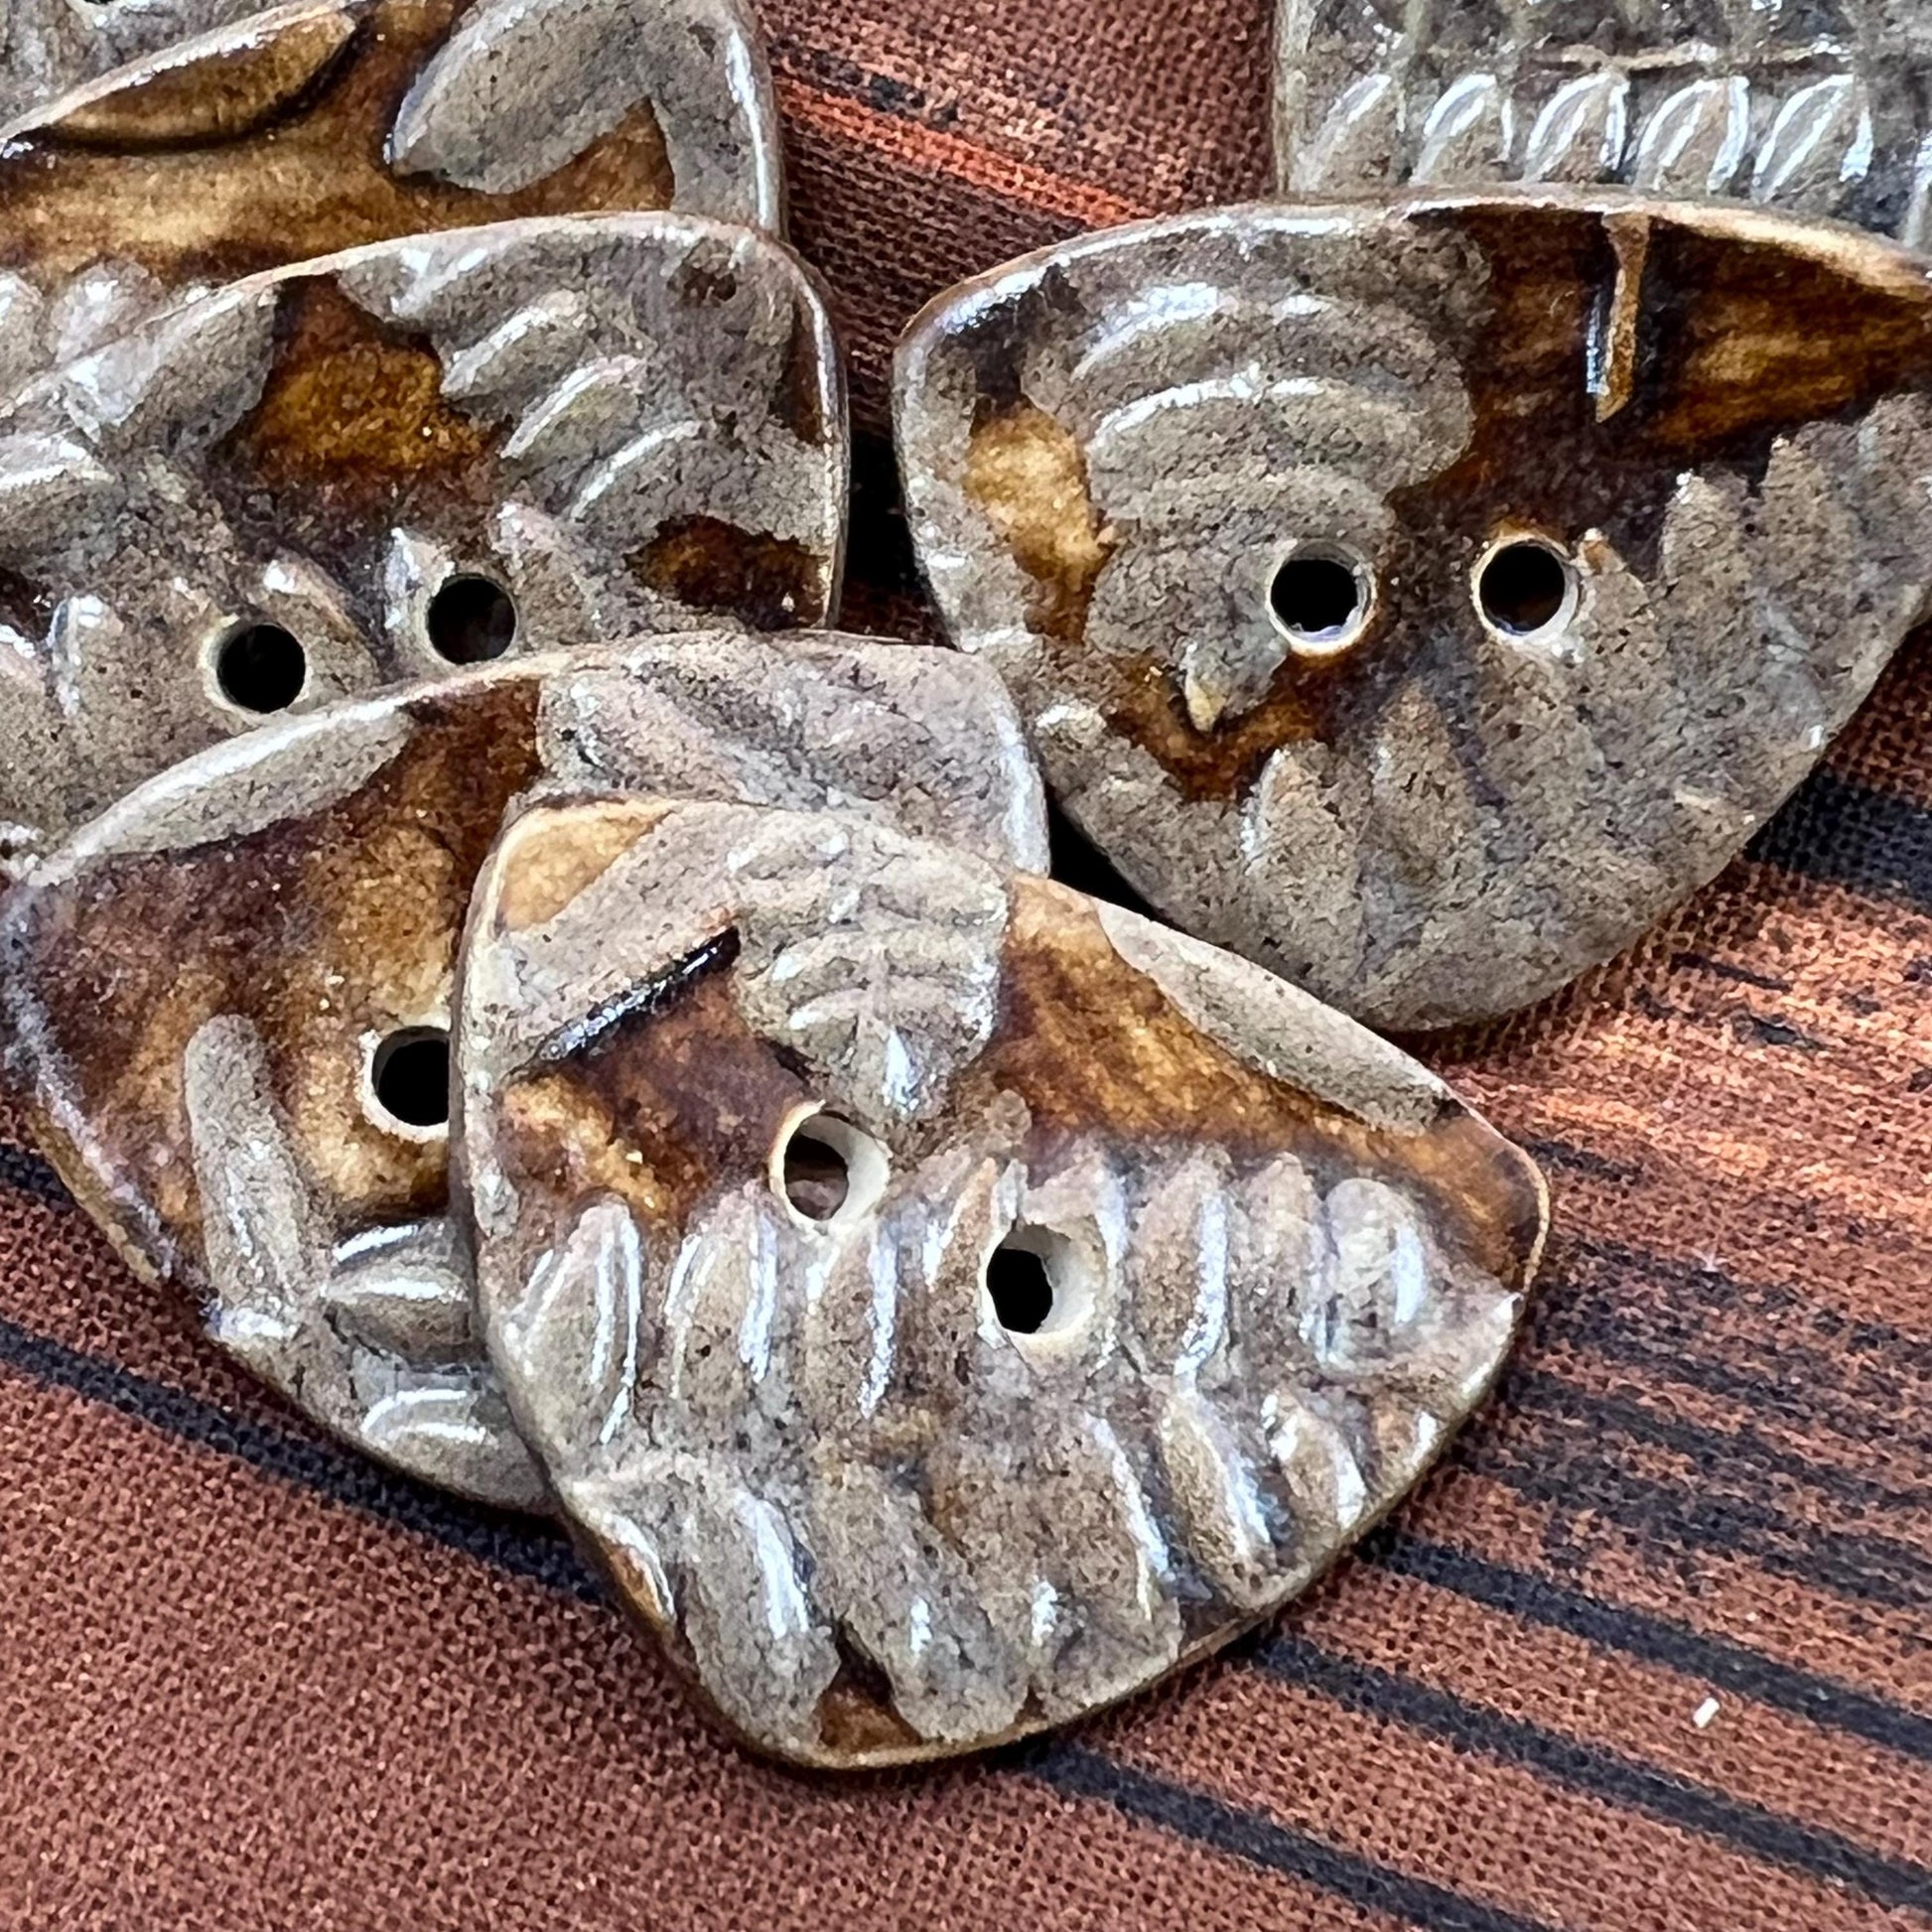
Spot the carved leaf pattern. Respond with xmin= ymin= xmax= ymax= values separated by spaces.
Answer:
xmin=58 ymin=283 xmax=278 ymax=450
xmin=1413 ymin=70 xmax=1509 ymax=183
xmin=1293 ymin=71 xmax=1405 ymax=191
xmin=1246 ymin=741 xmax=1368 ymax=996
xmin=386 ymin=0 xmax=779 ymax=224
xmin=462 ymin=813 xmax=1532 ymax=1761
xmin=1520 ymin=70 xmax=1629 ymax=183
xmin=1751 ymin=76 xmax=1874 ymax=211
xmin=1629 ymin=76 xmax=1752 ymax=196
xmin=0 ymin=0 xmax=775 ymax=220
xmin=3 ymin=633 xmax=1047 ymax=1522
xmin=0 ymin=0 xmax=350 ymax=128
xmin=0 ymin=435 xmax=120 ymax=564
xmin=182 ymin=1015 xmax=549 ymax=1507
xmin=479 ymin=1126 xmax=1518 ymax=1760
xmin=725 ymin=815 xmax=1011 ymax=1130
xmin=498 ymin=1194 xmax=645 ymax=1456
xmin=35 ymin=3 xmax=362 ymax=148
xmin=0 ymin=219 xmax=843 ymax=874
xmin=44 ymin=261 xmax=168 ymax=371
xmin=539 ymin=637 xmax=1051 ymax=870
xmin=896 ymin=202 xmax=1932 ymax=1026
xmin=1272 ymin=0 xmax=1921 ymax=235
xmin=325 ymin=1220 xmax=480 ymax=1360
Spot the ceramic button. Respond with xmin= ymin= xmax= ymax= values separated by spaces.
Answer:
xmin=1277 ymin=0 xmax=1926 ymax=241
xmin=1 ymin=636 xmax=1047 ymax=1507
xmin=895 ymin=195 xmax=1932 ymax=1029
xmin=456 ymin=796 xmax=1548 ymax=1764
xmin=0 ymin=213 xmax=846 ymax=877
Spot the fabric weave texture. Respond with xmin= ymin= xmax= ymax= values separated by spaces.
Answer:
xmin=2 ymin=2 xmax=1928 ymax=1925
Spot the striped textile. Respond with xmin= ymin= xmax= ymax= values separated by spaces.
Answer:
xmin=3 ymin=1 xmax=1928 ymax=1924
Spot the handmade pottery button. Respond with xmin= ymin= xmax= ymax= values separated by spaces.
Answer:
xmin=0 ymin=0 xmax=778 ymax=271
xmin=895 ymin=194 xmax=1932 ymax=1030
xmin=1277 ymin=0 xmax=1925 ymax=241
xmin=0 ymin=213 xmax=845 ymax=879
xmin=1 ymin=637 xmax=1046 ymax=1507
xmin=456 ymin=797 xmax=1548 ymax=1765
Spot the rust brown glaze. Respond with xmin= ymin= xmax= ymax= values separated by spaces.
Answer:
xmin=962 ymin=401 xmax=1114 ymax=643
xmin=0 ymin=0 xmax=778 ymax=302
xmin=985 ymin=893 xmax=1547 ymax=1288
xmin=456 ymin=797 xmax=1547 ymax=1767
xmin=0 ymin=2 xmax=664 ymax=283
xmin=223 ymin=277 xmax=500 ymax=521
xmin=1 ymin=637 xmax=1050 ymax=1507
xmin=896 ymin=192 xmax=1932 ymax=1030
xmin=42 ymin=4 xmax=364 ymax=148
xmin=630 ymin=519 xmax=827 ymax=632
xmin=0 ymin=213 xmax=848 ymax=876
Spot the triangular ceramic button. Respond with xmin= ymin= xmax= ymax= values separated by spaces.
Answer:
xmin=1 ymin=637 xmax=1046 ymax=1507
xmin=456 ymin=796 xmax=1548 ymax=1765
xmin=895 ymin=194 xmax=1932 ymax=1029
xmin=0 ymin=213 xmax=845 ymax=878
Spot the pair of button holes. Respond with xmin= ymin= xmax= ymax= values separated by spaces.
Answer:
xmin=1265 ymin=537 xmax=1577 ymax=654
xmin=207 ymin=576 xmax=519 ymax=716
xmin=356 ymin=1085 xmax=1087 ymax=1345
xmin=773 ymin=1111 xmax=1083 ymax=1341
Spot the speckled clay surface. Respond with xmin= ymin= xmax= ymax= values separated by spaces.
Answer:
xmin=0 ymin=0 xmax=777 ymax=257
xmin=895 ymin=193 xmax=1932 ymax=1030
xmin=1 ymin=636 xmax=1048 ymax=1508
xmin=1277 ymin=0 xmax=1932 ymax=241
xmin=456 ymin=796 xmax=1548 ymax=1766
xmin=0 ymin=213 xmax=846 ymax=879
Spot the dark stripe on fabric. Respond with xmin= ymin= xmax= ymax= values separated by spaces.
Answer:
xmin=0 ymin=1312 xmax=599 ymax=1601
xmin=1750 ymin=767 xmax=1932 ymax=912
xmin=1504 ymin=1364 xmax=1932 ymax=1518
xmin=1 ymin=1315 xmax=1566 ymax=1932
xmin=1030 ymin=1743 xmax=1564 ymax=1932
xmin=1261 ymin=1632 xmax=1932 ymax=1914
xmin=1561 ymin=1236 xmax=1932 ymax=1422
xmin=1363 ymin=1533 xmax=1932 ymax=1765
xmin=1460 ymin=1380 xmax=1932 ymax=1616
xmin=1517 ymin=1138 xmax=1641 ymax=1185
xmin=0 ymin=1140 xmax=70 ymax=1207
xmin=1668 ymin=952 xmax=1794 ymax=994
xmin=1532 ymin=1268 xmax=1932 ymax=1465
xmin=770 ymin=34 xmax=963 ymax=130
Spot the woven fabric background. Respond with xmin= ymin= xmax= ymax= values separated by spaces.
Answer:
xmin=3 ymin=1 xmax=1930 ymax=1925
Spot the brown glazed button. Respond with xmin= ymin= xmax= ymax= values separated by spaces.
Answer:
xmin=0 ymin=0 xmax=779 ymax=274
xmin=0 ymin=0 xmax=775 ymax=142
xmin=0 ymin=0 xmax=781 ymax=470
xmin=0 ymin=212 xmax=847 ymax=879
xmin=456 ymin=797 xmax=1548 ymax=1766
xmin=0 ymin=637 xmax=1047 ymax=1508
xmin=894 ymin=193 xmax=1932 ymax=1031
xmin=1277 ymin=0 xmax=1926 ymax=242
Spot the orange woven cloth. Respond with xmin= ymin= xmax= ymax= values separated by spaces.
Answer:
xmin=2 ymin=2 xmax=1928 ymax=1925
